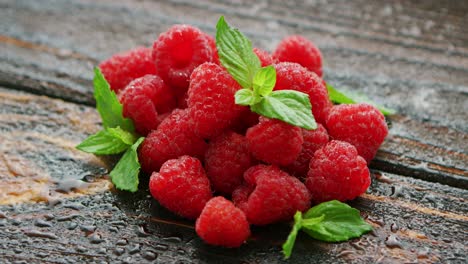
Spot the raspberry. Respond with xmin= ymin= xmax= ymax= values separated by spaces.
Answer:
xmin=187 ymin=63 xmax=246 ymax=138
xmin=152 ymin=25 xmax=216 ymax=93
xmin=205 ymin=131 xmax=253 ymax=194
xmin=119 ymin=75 xmax=176 ymax=135
xmin=196 ymin=197 xmax=250 ymax=247
xmin=246 ymin=117 xmax=303 ymax=166
xmin=326 ymin=104 xmax=388 ymax=163
xmin=306 ymin=140 xmax=370 ymax=203
xmin=253 ymin=48 xmax=274 ymax=66
xmin=285 ymin=124 xmax=329 ymax=178
xmin=274 ymin=62 xmax=332 ymax=124
xmin=273 ymin=35 xmax=323 ymax=77
xmin=149 ymin=156 xmax=212 ymax=219
xmin=230 ymin=110 xmax=259 ymax=135
xmin=99 ymin=47 xmax=157 ymax=92
xmin=206 ymin=35 xmax=220 ymax=65
xmin=232 ymin=165 xmax=311 ymax=225
xmin=139 ymin=109 xmax=207 ymax=173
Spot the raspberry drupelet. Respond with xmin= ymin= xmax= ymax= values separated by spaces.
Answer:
xmin=99 ymin=47 xmax=157 ymax=92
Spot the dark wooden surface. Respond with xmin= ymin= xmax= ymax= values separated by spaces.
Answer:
xmin=0 ymin=0 xmax=467 ymax=263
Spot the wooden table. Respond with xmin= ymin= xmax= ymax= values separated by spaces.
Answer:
xmin=1 ymin=0 xmax=467 ymax=263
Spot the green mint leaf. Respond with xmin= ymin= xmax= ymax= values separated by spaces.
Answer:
xmin=235 ymin=89 xmax=260 ymax=106
xmin=282 ymin=212 xmax=303 ymax=259
xmin=302 ymin=200 xmax=373 ymax=242
xmin=326 ymin=84 xmax=396 ymax=116
xmin=253 ymin=65 xmax=276 ymax=96
xmin=76 ymin=128 xmax=134 ymax=155
xmin=251 ymin=90 xmax=317 ymax=130
xmin=216 ymin=16 xmax=261 ymax=89
xmin=94 ymin=67 xmax=135 ymax=131
xmin=110 ymin=137 xmax=144 ymax=192
xmin=107 ymin=127 xmax=137 ymax=145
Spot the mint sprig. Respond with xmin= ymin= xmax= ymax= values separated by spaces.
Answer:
xmin=282 ymin=200 xmax=373 ymax=259
xmin=110 ymin=137 xmax=144 ymax=192
xmin=216 ymin=16 xmax=317 ymax=130
xmin=326 ymin=84 xmax=396 ymax=116
xmin=76 ymin=68 xmax=143 ymax=192
xmin=76 ymin=127 xmax=137 ymax=155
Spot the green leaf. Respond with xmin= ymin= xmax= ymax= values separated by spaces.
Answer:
xmin=110 ymin=137 xmax=144 ymax=192
xmin=282 ymin=212 xmax=303 ymax=259
xmin=93 ymin=67 xmax=135 ymax=131
xmin=216 ymin=16 xmax=261 ymax=89
xmin=235 ymin=89 xmax=258 ymax=106
xmin=253 ymin=65 xmax=276 ymax=96
xmin=76 ymin=128 xmax=134 ymax=155
xmin=326 ymin=84 xmax=396 ymax=116
xmin=251 ymin=90 xmax=317 ymax=130
xmin=302 ymin=200 xmax=373 ymax=242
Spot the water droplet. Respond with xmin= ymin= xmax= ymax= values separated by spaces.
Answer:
xmin=154 ymin=243 xmax=169 ymax=251
xmin=44 ymin=214 xmax=55 ymax=220
xmin=142 ymin=251 xmax=157 ymax=260
xmin=34 ymin=219 xmax=53 ymax=228
xmin=10 ymin=219 xmax=21 ymax=226
xmin=67 ymin=222 xmax=78 ymax=230
xmin=97 ymin=247 xmax=107 ymax=254
xmin=128 ymin=244 xmax=140 ymax=255
xmin=0 ymin=219 xmax=7 ymax=226
xmin=114 ymin=247 xmax=125 ymax=256
xmin=89 ymin=233 xmax=105 ymax=244
xmin=80 ymin=225 xmax=96 ymax=233
xmin=36 ymin=252 xmax=48 ymax=258
xmin=13 ymin=248 xmax=23 ymax=254
xmin=136 ymin=225 xmax=150 ymax=237
xmin=109 ymin=226 xmax=119 ymax=233
xmin=0 ymin=211 xmax=7 ymax=219
xmin=390 ymin=186 xmax=404 ymax=197
xmin=55 ymin=179 xmax=89 ymax=193
xmin=163 ymin=236 xmax=182 ymax=243
xmin=385 ymin=235 xmax=403 ymax=249
xmin=64 ymin=203 xmax=84 ymax=210
xmin=57 ymin=214 xmax=80 ymax=222
xmin=390 ymin=223 xmax=399 ymax=233
xmin=75 ymin=246 xmax=87 ymax=253
xmin=23 ymin=229 xmax=58 ymax=240
xmin=116 ymin=239 xmax=128 ymax=246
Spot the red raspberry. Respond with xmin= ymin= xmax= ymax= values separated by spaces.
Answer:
xmin=285 ymin=124 xmax=329 ymax=178
xmin=230 ymin=110 xmax=260 ymax=135
xmin=149 ymin=156 xmax=212 ymax=219
xmin=119 ymin=75 xmax=176 ymax=135
xmin=206 ymin=35 xmax=220 ymax=65
xmin=273 ymin=35 xmax=323 ymax=77
xmin=196 ymin=197 xmax=250 ymax=248
xmin=99 ymin=47 xmax=157 ymax=92
xmin=187 ymin=63 xmax=246 ymax=138
xmin=139 ymin=109 xmax=207 ymax=173
xmin=205 ymin=131 xmax=253 ymax=194
xmin=274 ymin=62 xmax=332 ymax=124
xmin=152 ymin=25 xmax=216 ymax=93
xmin=232 ymin=165 xmax=311 ymax=225
xmin=326 ymin=104 xmax=388 ymax=163
xmin=306 ymin=140 xmax=370 ymax=203
xmin=246 ymin=117 xmax=303 ymax=166
xmin=253 ymin=48 xmax=274 ymax=66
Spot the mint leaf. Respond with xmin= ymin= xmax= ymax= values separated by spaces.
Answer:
xmin=326 ymin=84 xmax=396 ymax=116
xmin=235 ymin=89 xmax=258 ymax=106
xmin=94 ymin=67 xmax=135 ymax=131
xmin=76 ymin=128 xmax=135 ymax=155
xmin=110 ymin=137 xmax=144 ymax=192
xmin=253 ymin=66 xmax=276 ymax=96
xmin=282 ymin=212 xmax=303 ymax=259
xmin=251 ymin=90 xmax=317 ymax=130
xmin=216 ymin=16 xmax=261 ymax=89
xmin=302 ymin=200 xmax=373 ymax=242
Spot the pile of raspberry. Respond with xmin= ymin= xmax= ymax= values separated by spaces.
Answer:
xmin=100 ymin=25 xmax=388 ymax=248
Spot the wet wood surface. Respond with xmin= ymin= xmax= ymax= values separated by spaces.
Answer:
xmin=0 ymin=0 xmax=467 ymax=263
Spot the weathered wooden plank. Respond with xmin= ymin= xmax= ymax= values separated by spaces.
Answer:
xmin=0 ymin=87 xmax=467 ymax=263
xmin=1 ymin=0 xmax=467 ymax=189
